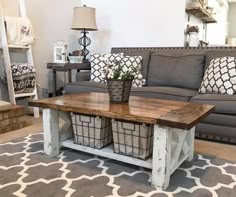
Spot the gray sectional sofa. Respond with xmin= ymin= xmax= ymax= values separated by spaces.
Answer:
xmin=65 ymin=47 xmax=236 ymax=144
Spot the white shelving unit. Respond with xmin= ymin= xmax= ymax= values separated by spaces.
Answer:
xmin=0 ymin=0 xmax=39 ymax=118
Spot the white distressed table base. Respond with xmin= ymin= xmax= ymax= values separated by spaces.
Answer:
xmin=151 ymin=125 xmax=195 ymax=190
xmin=43 ymin=109 xmax=72 ymax=157
xmin=42 ymin=109 xmax=195 ymax=190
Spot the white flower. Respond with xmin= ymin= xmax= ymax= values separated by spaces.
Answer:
xmin=101 ymin=73 xmax=105 ymax=79
xmin=107 ymin=73 xmax=111 ymax=79
xmin=137 ymin=74 xmax=143 ymax=79
xmin=142 ymin=79 xmax=146 ymax=85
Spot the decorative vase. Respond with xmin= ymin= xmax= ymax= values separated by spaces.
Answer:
xmin=189 ymin=32 xmax=199 ymax=47
xmin=107 ymin=79 xmax=133 ymax=103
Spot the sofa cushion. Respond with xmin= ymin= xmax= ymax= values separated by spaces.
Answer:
xmin=147 ymin=53 xmax=205 ymax=90
xmin=131 ymin=86 xmax=197 ymax=102
xmin=201 ymin=113 xmax=236 ymax=128
xmin=65 ymin=81 xmax=108 ymax=94
xmin=124 ymin=50 xmax=151 ymax=81
xmin=191 ymin=94 xmax=236 ymax=114
xmin=199 ymin=56 xmax=236 ymax=95
xmin=196 ymin=123 xmax=236 ymax=142
xmin=205 ymin=50 xmax=236 ymax=70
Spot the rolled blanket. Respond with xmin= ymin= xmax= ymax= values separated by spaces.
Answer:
xmin=5 ymin=16 xmax=34 ymax=46
xmin=11 ymin=63 xmax=36 ymax=94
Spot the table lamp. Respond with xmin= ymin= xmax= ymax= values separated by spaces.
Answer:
xmin=71 ymin=5 xmax=98 ymax=62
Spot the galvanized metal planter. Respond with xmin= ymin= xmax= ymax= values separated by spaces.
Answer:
xmin=107 ymin=79 xmax=132 ymax=103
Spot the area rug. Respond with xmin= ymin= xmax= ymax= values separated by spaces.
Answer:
xmin=0 ymin=133 xmax=236 ymax=197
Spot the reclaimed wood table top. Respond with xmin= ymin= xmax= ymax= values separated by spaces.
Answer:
xmin=29 ymin=92 xmax=214 ymax=130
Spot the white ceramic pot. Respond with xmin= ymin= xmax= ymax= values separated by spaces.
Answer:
xmin=189 ymin=32 xmax=199 ymax=47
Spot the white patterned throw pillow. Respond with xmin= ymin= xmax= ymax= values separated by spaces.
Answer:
xmin=199 ymin=56 xmax=236 ymax=95
xmin=120 ymin=56 xmax=143 ymax=87
xmin=90 ymin=53 xmax=124 ymax=83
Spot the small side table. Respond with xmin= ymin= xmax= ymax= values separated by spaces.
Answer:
xmin=47 ymin=62 xmax=91 ymax=96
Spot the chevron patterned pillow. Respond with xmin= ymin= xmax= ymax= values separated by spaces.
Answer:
xmin=199 ymin=56 xmax=236 ymax=95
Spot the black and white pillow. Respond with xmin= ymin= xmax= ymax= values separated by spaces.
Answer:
xmin=199 ymin=56 xmax=236 ymax=95
xmin=120 ymin=56 xmax=143 ymax=87
xmin=90 ymin=53 xmax=123 ymax=83
xmin=11 ymin=63 xmax=36 ymax=93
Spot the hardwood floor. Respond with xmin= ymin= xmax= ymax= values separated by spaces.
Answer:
xmin=195 ymin=139 xmax=236 ymax=161
xmin=0 ymin=116 xmax=236 ymax=162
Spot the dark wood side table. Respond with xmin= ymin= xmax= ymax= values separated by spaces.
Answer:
xmin=47 ymin=62 xmax=91 ymax=96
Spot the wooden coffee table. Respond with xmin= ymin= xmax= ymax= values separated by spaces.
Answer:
xmin=29 ymin=92 xmax=214 ymax=190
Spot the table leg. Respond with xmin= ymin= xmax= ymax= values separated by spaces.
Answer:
xmin=68 ymin=70 xmax=72 ymax=83
xmin=151 ymin=125 xmax=195 ymax=190
xmin=187 ymin=127 xmax=195 ymax=161
xmin=152 ymin=125 xmax=172 ymax=190
xmin=43 ymin=109 xmax=60 ymax=157
xmin=53 ymin=69 xmax=57 ymax=96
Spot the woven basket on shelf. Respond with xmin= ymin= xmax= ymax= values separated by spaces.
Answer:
xmin=107 ymin=79 xmax=132 ymax=103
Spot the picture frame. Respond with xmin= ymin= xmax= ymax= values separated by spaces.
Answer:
xmin=53 ymin=43 xmax=67 ymax=63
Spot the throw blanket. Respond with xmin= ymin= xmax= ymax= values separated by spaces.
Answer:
xmin=5 ymin=17 xmax=34 ymax=46
xmin=11 ymin=63 xmax=36 ymax=94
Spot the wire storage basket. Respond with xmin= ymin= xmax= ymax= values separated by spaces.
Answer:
xmin=112 ymin=119 xmax=153 ymax=160
xmin=71 ymin=113 xmax=112 ymax=149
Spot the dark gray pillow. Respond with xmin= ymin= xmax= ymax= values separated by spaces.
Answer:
xmin=205 ymin=50 xmax=236 ymax=70
xmin=124 ymin=50 xmax=151 ymax=81
xmin=147 ymin=54 xmax=205 ymax=90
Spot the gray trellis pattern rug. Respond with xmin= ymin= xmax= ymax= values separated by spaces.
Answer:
xmin=0 ymin=133 xmax=236 ymax=197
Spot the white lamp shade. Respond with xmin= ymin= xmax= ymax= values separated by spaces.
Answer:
xmin=71 ymin=6 xmax=97 ymax=31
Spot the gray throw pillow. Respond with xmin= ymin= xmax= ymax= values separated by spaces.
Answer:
xmin=147 ymin=53 xmax=205 ymax=90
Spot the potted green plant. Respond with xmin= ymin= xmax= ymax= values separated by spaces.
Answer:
xmin=186 ymin=25 xmax=200 ymax=47
xmin=105 ymin=60 xmax=141 ymax=103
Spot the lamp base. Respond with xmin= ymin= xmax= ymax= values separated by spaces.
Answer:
xmin=82 ymin=59 xmax=90 ymax=63
xmin=79 ymin=29 xmax=91 ymax=62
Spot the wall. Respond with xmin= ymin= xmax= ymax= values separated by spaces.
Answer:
xmin=206 ymin=0 xmax=228 ymax=45
xmin=228 ymin=3 xmax=236 ymax=38
xmin=0 ymin=0 xmax=81 ymax=100
xmin=0 ymin=0 xmax=186 ymax=101
xmin=81 ymin=0 xmax=186 ymax=53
